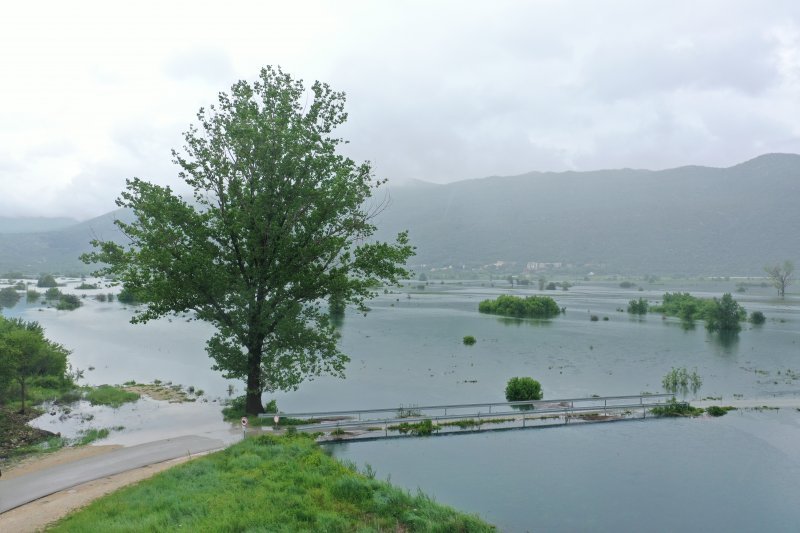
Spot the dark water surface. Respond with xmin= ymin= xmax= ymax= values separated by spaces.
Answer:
xmin=328 ymin=409 xmax=800 ymax=532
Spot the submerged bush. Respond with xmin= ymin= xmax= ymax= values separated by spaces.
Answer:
xmin=627 ymin=297 xmax=649 ymax=315
xmin=505 ymin=377 xmax=542 ymax=402
xmin=749 ymin=311 xmax=766 ymax=325
xmin=478 ymin=295 xmax=560 ymax=319
xmin=462 ymin=335 xmax=476 ymax=345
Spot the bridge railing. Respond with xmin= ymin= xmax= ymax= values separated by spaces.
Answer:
xmin=258 ymin=393 xmax=676 ymax=431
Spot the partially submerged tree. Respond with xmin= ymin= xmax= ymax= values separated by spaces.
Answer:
xmin=83 ymin=67 xmax=413 ymax=414
xmin=0 ymin=317 xmax=69 ymax=412
xmin=764 ymin=261 xmax=794 ymax=299
xmin=705 ymin=293 xmax=745 ymax=333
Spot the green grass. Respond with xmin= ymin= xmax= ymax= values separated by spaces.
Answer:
xmin=50 ymin=434 xmax=494 ymax=532
xmin=83 ymin=385 xmax=140 ymax=408
xmin=649 ymin=398 xmax=704 ymax=417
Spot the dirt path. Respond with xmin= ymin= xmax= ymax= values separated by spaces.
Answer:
xmin=0 ymin=454 xmax=201 ymax=532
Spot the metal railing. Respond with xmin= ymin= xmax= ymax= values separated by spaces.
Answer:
xmin=259 ymin=394 xmax=675 ymax=435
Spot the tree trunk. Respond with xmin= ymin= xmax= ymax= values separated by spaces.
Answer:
xmin=245 ymin=348 xmax=265 ymax=415
xmin=19 ymin=379 xmax=26 ymax=414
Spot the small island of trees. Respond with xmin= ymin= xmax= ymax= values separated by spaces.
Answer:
xmin=478 ymin=294 xmax=561 ymax=319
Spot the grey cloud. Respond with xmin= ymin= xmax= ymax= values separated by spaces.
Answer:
xmin=164 ymin=48 xmax=235 ymax=84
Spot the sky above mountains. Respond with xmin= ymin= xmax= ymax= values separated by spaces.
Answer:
xmin=2 ymin=0 xmax=800 ymax=219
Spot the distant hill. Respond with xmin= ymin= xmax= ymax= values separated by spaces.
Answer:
xmin=0 ymin=210 xmax=134 ymax=275
xmin=371 ymin=153 xmax=800 ymax=276
xmin=1 ymin=154 xmax=797 ymax=276
xmin=0 ymin=216 xmax=78 ymax=234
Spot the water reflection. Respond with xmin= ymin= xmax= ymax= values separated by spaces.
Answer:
xmin=711 ymin=331 xmax=740 ymax=355
xmin=496 ymin=317 xmax=553 ymax=327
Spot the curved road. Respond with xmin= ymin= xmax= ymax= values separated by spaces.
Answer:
xmin=0 ymin=435 xmax=224 ymax=514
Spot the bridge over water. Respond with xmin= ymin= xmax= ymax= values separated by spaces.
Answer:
xmin=259 ymin=394 xmax=678 ymax=441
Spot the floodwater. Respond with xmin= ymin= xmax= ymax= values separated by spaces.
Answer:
xmin=328 ymin=409 xmax=800 ymax=532
xmin=3 ymin=277 xmax=800 ymax=530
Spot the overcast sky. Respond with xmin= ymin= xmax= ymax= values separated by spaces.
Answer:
xmin=2 ymin=0 xmax=800 ymax=219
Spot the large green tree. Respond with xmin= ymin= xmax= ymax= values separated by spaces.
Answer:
xmin=83 ymin=67 xmax=414 ymax=414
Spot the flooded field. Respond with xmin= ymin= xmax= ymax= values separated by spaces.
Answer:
xmin=3 ymin=276 xmax=799 ymax=530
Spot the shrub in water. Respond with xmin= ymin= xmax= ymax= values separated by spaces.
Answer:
xmin=462 ymin=335 xmax=476 ymax=345
xmin=750 ymin=311 xmax=766 ymax=325
xmin=505 ymin=377 xmax=542 ymax=402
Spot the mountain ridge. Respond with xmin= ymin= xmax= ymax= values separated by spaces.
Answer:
xmin=1 ymin=153 xmax=797 ymax=276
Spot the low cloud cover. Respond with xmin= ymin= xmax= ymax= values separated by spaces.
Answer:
xmin=1 ymin=0 xmax=799 ymax=218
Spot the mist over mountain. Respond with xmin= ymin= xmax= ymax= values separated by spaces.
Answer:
xmin=0 ymin=216 xmax=78 ymax=234
xmin=372 ymin=153 xmax=800 ymax=276
xmin=0 ymin=210 xmax=134 ymax=274
xmin=0 ymin=154 xmax=797 ymax=277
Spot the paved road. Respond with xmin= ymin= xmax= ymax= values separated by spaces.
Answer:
xmin=0 ymin=435 xmax=224 ymax=514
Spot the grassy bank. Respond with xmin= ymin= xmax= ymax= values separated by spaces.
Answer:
xmin=50 ymin=433 xmax=494 ymax=532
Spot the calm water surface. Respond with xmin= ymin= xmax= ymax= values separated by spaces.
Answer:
xmin=3 ymin=278 xmax=799 ymax=530
xmin=328 ymin=409 xmax=800 ymax=532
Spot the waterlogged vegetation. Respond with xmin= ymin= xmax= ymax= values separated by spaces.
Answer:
xmin=651 ymin=292 xmax=747 ymax=332
xmin=84 ymin=384 xmax=140 ymax=408
xmin=662 ymin=367 xmax=703 ymax=395
xmin=478 ymin=294 xmax=561 ymax=319
xmin=50 ymin=434 xmax=494 ymax=532
xmin=505 ymin=377 xmax=543 ymax=402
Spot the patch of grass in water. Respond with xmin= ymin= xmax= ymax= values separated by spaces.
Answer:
xmin=84 ymin=385 xmax=141 ymax=408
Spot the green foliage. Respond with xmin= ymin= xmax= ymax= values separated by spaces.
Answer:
xmin=264 ymin=398 xmax=278 ymax=413
xmin=44 ymin=287 xmax=62 ymax=300
xmin=505 ymin=377 xmax=543 ymax=402
xmin=75 ymin=282 xmax=98 ymax=289
xmin=705 ymin=405 xmax=736 ymax=417
xmin=392 ymin=418 xmax=439 ymax=436
xmin=26 ymin=289 xmax=40 ymax=303
xmin=705 ymin=293 xmax=745 ymax=333
xmin=0 ymin=286 xmax=21 ymax=308
xmin=662 ymin=367 xmax=703 ymax=395
xmin=95 ymin=293 xmax=107 ymax=302
xmin=478 ymin=294 xmax=560 ymax=319
xmin=36 ymin=274 xmax=58 ymax=288
xmin=0 ymin=316 xmax=70 ymax=412
xmin=56 ymin=293 xmax=82 ymax=311
xmin=627 ymin=297 xmax=648 ymax=315
xmin=84 ymin=385 xmax=140 ymax=408
xmin=82 ymin=66 xmax=414 ymax=415
xmin=76 ymin=428 xmax=111 ymax=445
xmin=50 ymin=435 xmax=493 ymax=532
xmin=750 ymin=310 xmax=766 ymax=325
xmin=619 ymin=281 xmax=636 ymax=288
xmin=651 ymin=292 xmax=744 ymax=332
xmin=462 ymin=335 xmax=477 ymax=345
xmin=590 ymin=314 xmax=599 ymax=321
xmin=650 ymin=398 xmax=704 ymax=417
xmin=116 ymin=287 xmax=140 ymax=305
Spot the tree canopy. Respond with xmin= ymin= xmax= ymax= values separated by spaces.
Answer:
xmin=0 ymin=316 xmax=69 ymax=412
xmin=478 ymin=294 xmax=561 ymax=319
xmin=83 ymin=66 xmax=414 ymax=414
